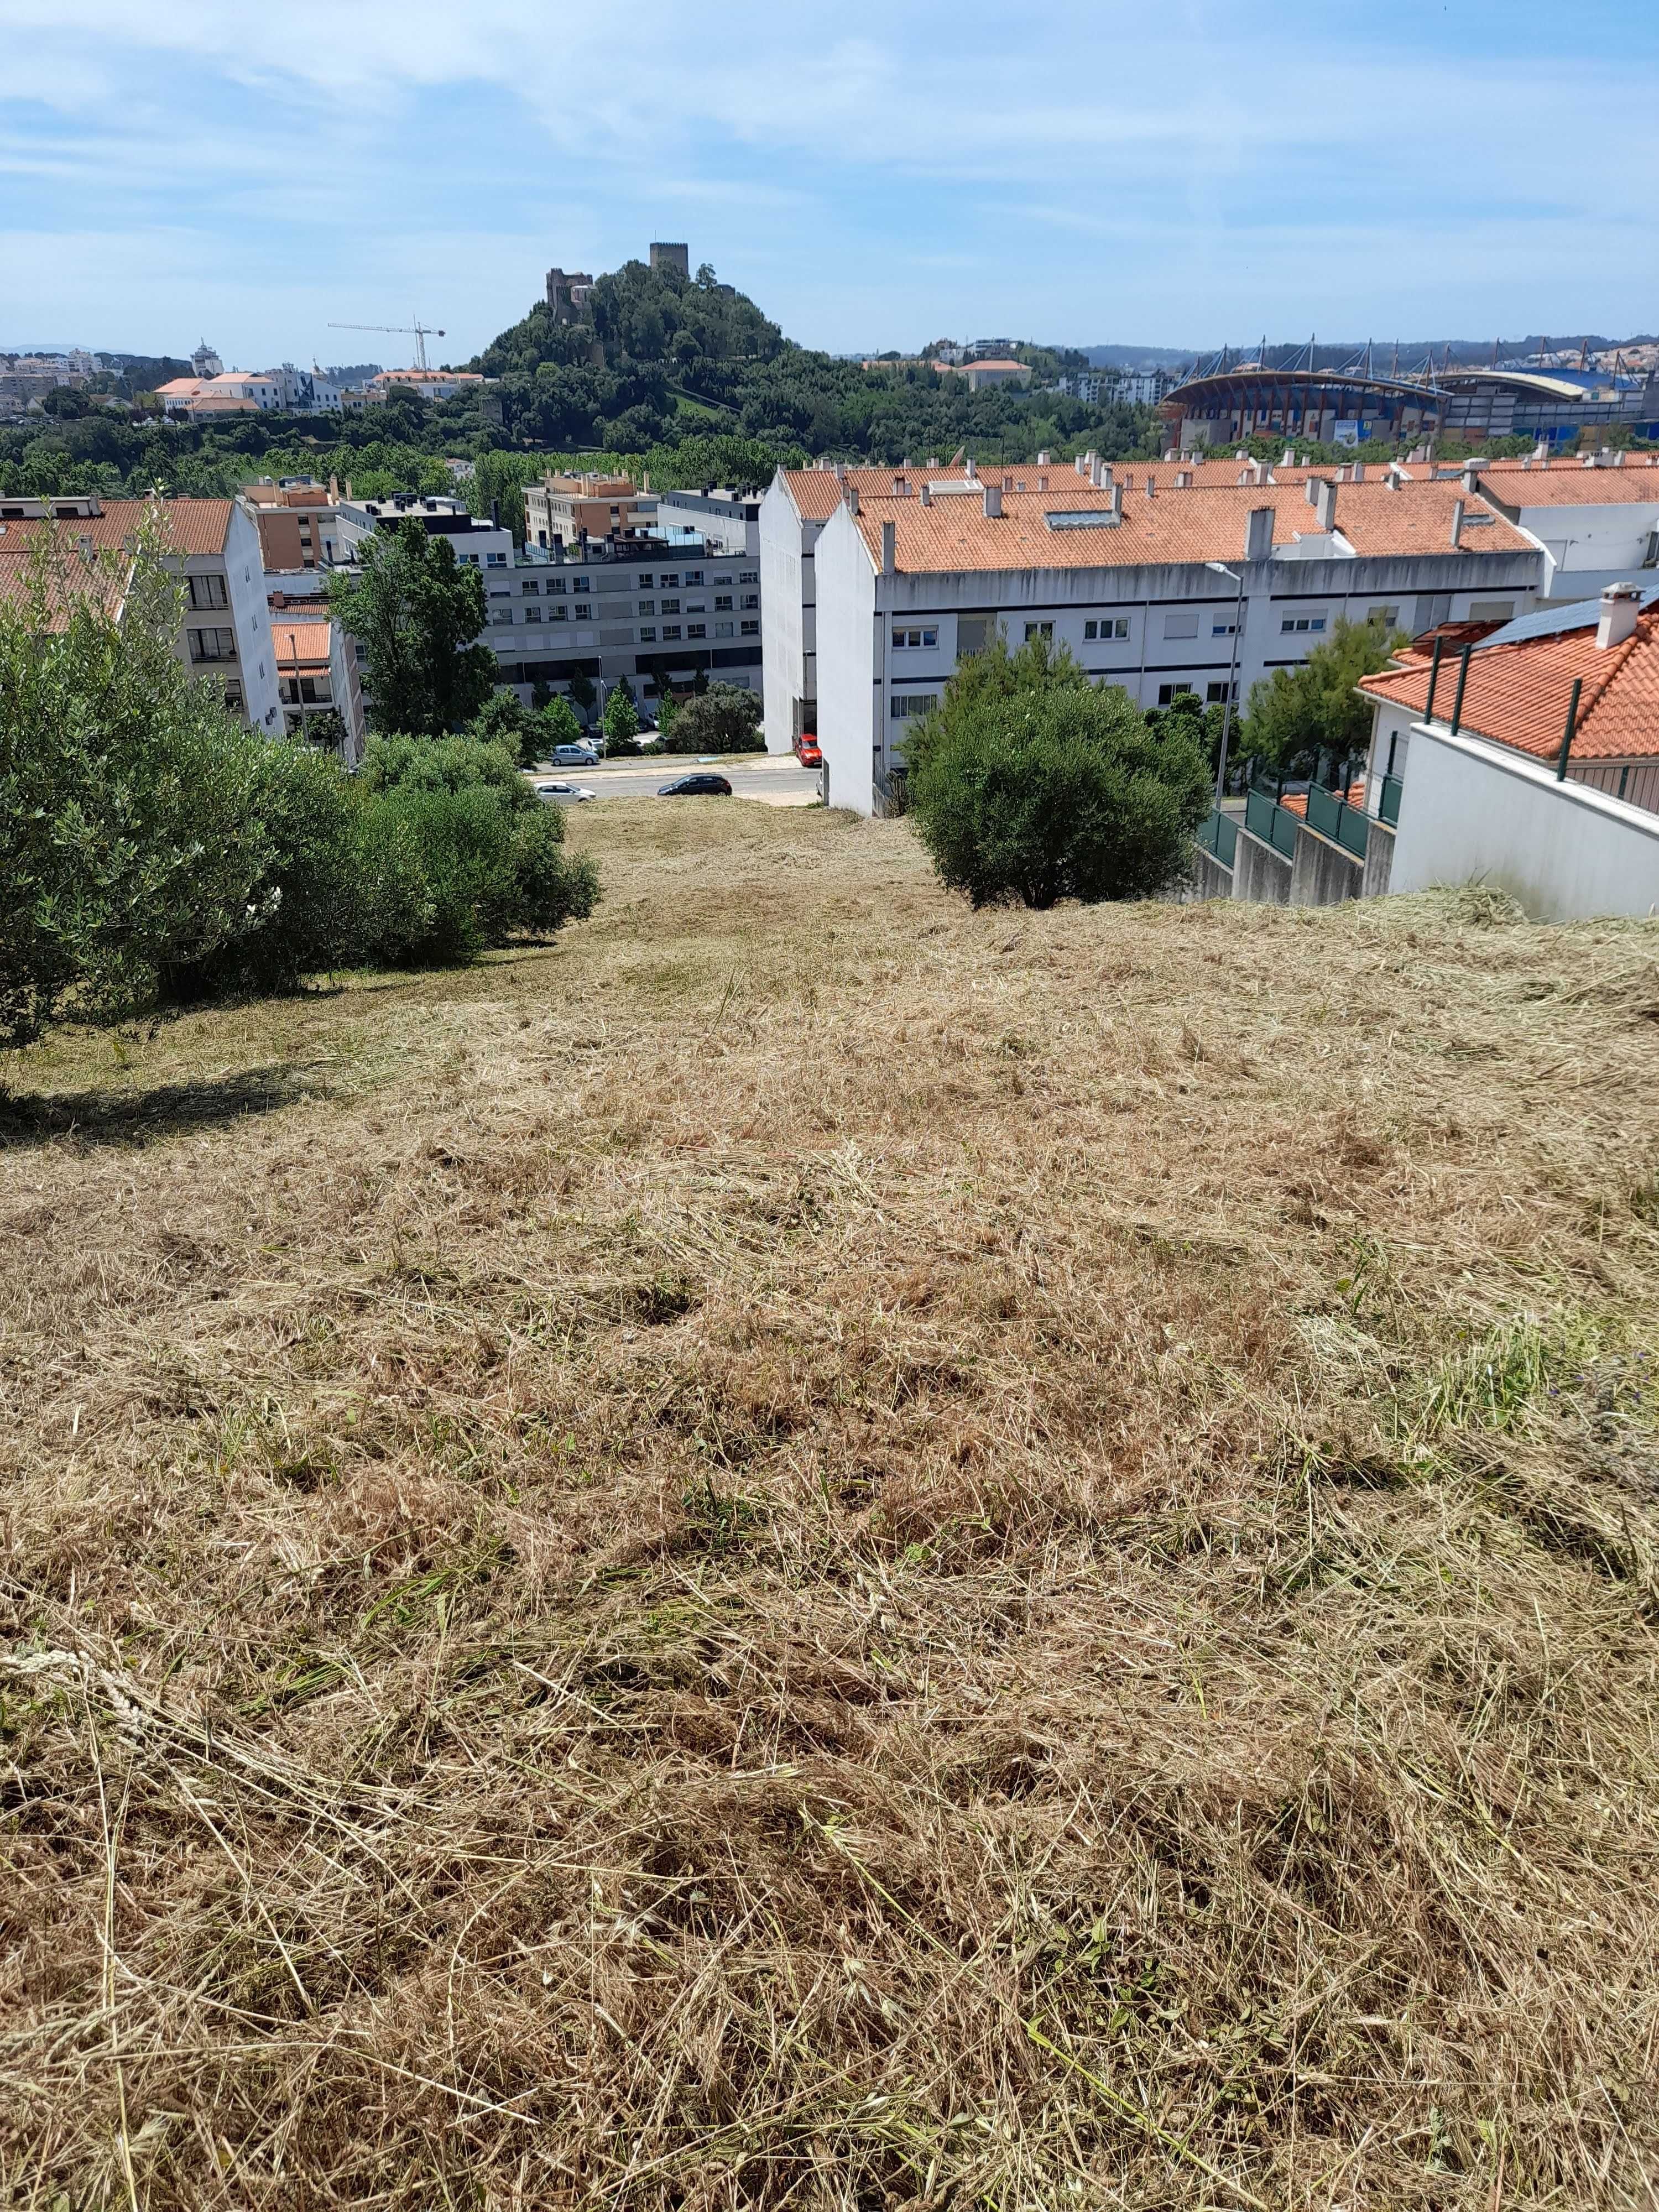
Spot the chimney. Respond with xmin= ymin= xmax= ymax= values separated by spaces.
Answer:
xmin=920 ymin=482 xmax=933 ymax=507
xmin=1449 ymin=497 xmax=1465 ymax=548
xmin=1282 ymin=447 xmax=1295 ymax=467
xmin=1175 ymin=468 xmax=1193 ymax=489
xmin=1615 ymin=448 xmax=1626 ymax=468
xmin=1162 ymin=448 xmax=1177 ymax=463
xmin=1461 ymin=462 xmax=1480 ymax=494
xmin=1106 ymin=482 xmax=1124 ymax=524
xmin=881 ymin=520 xmax=896 ymax=575
xmin=1305 ymin=477 xmax=1321 ymax=506
xmin=1146 ymin=475 xmax=1157 ymax=499
xmin=1352 ymin=461 xmax=1366 ymax=483
xmin=1235 ymin=447 xmax=1249 ymax=461
xmin=966 ymin=456 xmax=978 ymax=481
xmin=1089 ymin=456 xmax=1105 ymax=488
xmin=1245 ymin=505 xmax=1275 ymax=561
xmin=846 ymin=484 xmax=859 ymax=515
xmin=1251 ymin=458 xmax=1267 ymax=486
xmin=983 ymin=484 xmax=1003 ymax=518
xmin=1597 ymin=582 xmax=1641 ymax=649
xmin=1313 ymin=478 xmax=1337 ymax=531
xmin=1037 ymin=450 xmax=1051 ymax=465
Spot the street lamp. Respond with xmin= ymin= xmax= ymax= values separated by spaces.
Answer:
xmin=1205 ymin=559 xmax=1246 ymax=807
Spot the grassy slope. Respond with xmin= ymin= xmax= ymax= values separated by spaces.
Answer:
xmin=3 ymin=802 xmax=1658 ymax=2209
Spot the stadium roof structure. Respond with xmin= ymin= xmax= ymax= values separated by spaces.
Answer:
xmin=1161 ymin=361 xmax=1444 ymax=423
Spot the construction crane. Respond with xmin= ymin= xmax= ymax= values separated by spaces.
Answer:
xmin=327 ymin=317 xmax=446 ymax=373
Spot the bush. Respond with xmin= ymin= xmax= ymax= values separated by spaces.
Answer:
xmin=470 ymin=689 xmax=542 ymax=769
xmin=907 ymin=640 xmax=1210 ymax=909
xmin=602 ymin=686 xmax=643 ymax=755
xmin=358 ymin=731 xmax=529 ymax=811
xmin=661 ymin=682 xmax=764 ymax=754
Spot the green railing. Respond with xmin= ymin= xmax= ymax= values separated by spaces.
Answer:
xmin=1378 ymin=773 xmax=1402 ymax=826
xmin=1196 ymin=810 xmax=1238 ymax=868
xmin=1305 ymin=782 xmax=1370 ymax=859
xmin=1245 ymin=785 xmax=1299 ymax=860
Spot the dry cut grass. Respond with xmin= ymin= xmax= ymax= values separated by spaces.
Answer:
xmin=3 ymin=798 xmax=1659 ymax=2209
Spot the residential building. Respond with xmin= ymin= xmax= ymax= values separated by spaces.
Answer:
xmin=653 ymin=486 xmax=760 ymax=558
xmin=1471 ymin=453 xmax=1659 ymax=600
xmin=269 ymin=605 xmax=364 ymax=762
xmin=937 ymin=358 xmax=1032 ymax=392
xmin=365 ymin=369 xmax=486 ymax=405
xmin=0 ymin=494 xmax=280 ymax=731
xmin=809 ymin=469 xmax=1547 ymax=815
xmin=523 ymin=472 xmax=650 ymax=552
xmin=333 ymin=492 xmax=513 ymax=569
xmin=154 ymin=369 xmax=285 ymax=419
xmin=240 ymin=477 xmax=348 ymax=572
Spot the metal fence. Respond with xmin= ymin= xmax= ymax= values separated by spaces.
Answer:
xmin=1244 ymin=786 xmax=1300 ymax=860
xmin=1305 ymin=782 xmax=1371 ymax=859
xmin=1378 ymin=773 xmax=1403 ymax=826
xmin=1196 ymin=810 xmax=1239 ymax=868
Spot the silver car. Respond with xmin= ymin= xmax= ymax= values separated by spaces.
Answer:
xmin=534 ymin=779 xmax=596 ymax=804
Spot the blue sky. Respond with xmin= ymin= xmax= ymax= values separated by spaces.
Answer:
xmin=4 ymin=0 xmax=1657 ymax=369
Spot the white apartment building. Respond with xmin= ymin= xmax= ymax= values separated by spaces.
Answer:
xmin=1472 ymin=453 xmax=1659 ymax=601
xmin=331 ymin=493 xmax=761 ymax=717
xmin=810 ymin=470 xmax=1548 ymax=815
xmin=366 ymin=370 xmax=487 ymax=405
xmin=0 ymin=493 xmax=281 ymax=733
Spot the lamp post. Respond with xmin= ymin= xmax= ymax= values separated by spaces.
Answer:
xmin=1205 ymin=560 xmax=1246 ymax=806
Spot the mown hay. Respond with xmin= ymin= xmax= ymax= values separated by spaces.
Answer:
xmin=3 ymin=800 xmax=1658 ymax=2208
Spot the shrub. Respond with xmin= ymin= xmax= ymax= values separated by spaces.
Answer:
xmin=358 ymin=731 xmax=529 ymax=811
xmin=907 ymin=647 xmax=1210 ymax=909
xmin=470 ymin=689 xmax=542 ymax=769
xmin=602 ymin=686 xmax=643 ymax=756
xmin=662 ymin=682 xmax=764 ymax=754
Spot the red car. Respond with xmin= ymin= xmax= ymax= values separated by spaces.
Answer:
xmin=793 ymin=733 xmax=822 ymax=767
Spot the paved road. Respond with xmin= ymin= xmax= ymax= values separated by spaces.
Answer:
xmin=530 ymin=753 xmax=822 ymax=806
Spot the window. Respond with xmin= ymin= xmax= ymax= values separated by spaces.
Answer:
xmin=1083 ymin=616 xmax=1130 ymax=642
xmin=715 ymin=620 xmax=734 ymax=637
xmin=687 ymin=602 xmax=706 ymax=614
xmin=638 ymin=600 xmax=655 ymax=615
xmin=715 ymin=595 xmax=733 ymax=611
xmin=738 ymin=570 xmax=758 ymax=584
xmin=458 ymin=552 xmax=479 ymax=566
xmin=685 ymin=569 xmax=704 ymax=585
xmin=1368 ymin=604 xmax=1400 ymax=626
xmin=1156 ymin=683 xmax=1196 ymax=707
xmin=892 ymin=627 xmax=938 ymax=649
xmin=661 ymin=624 xmax=682 ymax=640
xmin=637 ymin=574 xmax=653 ymax=588
xmin=1024 ymin=621 xmax=1053 ymax=641
xmin=660 ymin=597 xmax=681 ymax=614
xmin=520 ymin=579 xmax=540 ymax=595
xmin=187 ymin=573 xmax=228 ymax=609
xmin=740 ymin=593 xmax=759 ymax=609
xmin=551 ymin=604 xmax=568 ymax=621
xmin=1280 ymin=614 xmax=1326 ymax=633
xmin=223 ymin=679 xmax=244 ymax=712
xmin=525 ymin=606 xmax=542 ymax=621
xmin=740 ymin=619 xmax=759 ymax=635
xmin=1468 ymin=601 xmax=1515 ymax=622
xmin=572 ymin=577 xmax=590 ymax=594
xmin=891 ymin=693 xmax=938 ymax=719
xmin=1206 ymin=680 xmax=1238 ymax=705
xmin=1162 ymin=610 xmax=1199 ymax=640
xmin=189 ymin=627 xmax=237 ymax=662
xmin=549 ymin=577 xmax=566 ymax=593
xmin=639 ymin=625 xmax=657 ymax=641
xmin=1211 ymin=619 xmax=1238 ymax=637
xmin=486 ymin=550 xmax=507 ymax=567
xmin=661 ymin=573 xmax=680 ymax=587
xmin=687 ymin=623 xmax=706 ymax=639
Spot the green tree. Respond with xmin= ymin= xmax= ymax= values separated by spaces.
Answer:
xmin=661 ymin=682 xmax=763 ymax=754
xmin=1 ymin=529 xmax=274 ymax=1044
xmin=327 ymin=518 xmax=494 ymax=736
xmin=566 ymin=670 xmax=596 ymax=722
xmin=538 ymin=695 xmax=585 ymax=754
xmin=602 ymin=685 xmax=642 ymax=754
xmin=1239 ymin=615 xmax=1406 ymax=776
xmin=470 ymin=687 xmax=541 ymax=767
xmin=907 ymin=647 xmax=1209 ymax=909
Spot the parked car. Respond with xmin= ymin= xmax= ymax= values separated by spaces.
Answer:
xmin=793 ymin=733 xmax=822 ymax=767
xmin=534 ymin=779 xmax=595 ymax=803
xmin=552 ymin=742 xmax=601 ymax=768
xmin=657 ymin=773 xmax=733 ymax=798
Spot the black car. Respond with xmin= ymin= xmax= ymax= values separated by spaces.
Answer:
xmin=656 ymin=773 xmax=733 ymax=797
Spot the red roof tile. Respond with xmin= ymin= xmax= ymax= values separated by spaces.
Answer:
xmin=1360 ymin=604 xmax=1659 ymax=763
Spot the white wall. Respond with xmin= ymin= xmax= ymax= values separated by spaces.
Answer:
xmin=760 ymin=477 xmax=807 ymax=753
xmin=1390 ymin=721 xmax=1659 ymax=919
xmin=1504 ymin=496 xmax=1659 ymax=601
xmin=222 ymin=504 xmax=281 ymax=732
xmin=814 ymin=504 xmax=878 ymax=813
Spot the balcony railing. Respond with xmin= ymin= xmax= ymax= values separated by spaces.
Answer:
xmin=1196 ymin=809 xmax=1238 ymax=868
xmin=1244 ymin=785 xmax=1300 ymax=860
xmin=1378 ymin=773 xmax=1403 ymax=826
xmin=1305 ymin=781 xmax=1371 ymax=859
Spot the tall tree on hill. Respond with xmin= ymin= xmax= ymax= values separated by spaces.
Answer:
xmin=328 ymin=519 xmax=494 ymax=737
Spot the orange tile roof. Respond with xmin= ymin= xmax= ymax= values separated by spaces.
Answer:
xmin=154 ymin=376 xmax=203 ymax=399
xmin=840 ymin=478 xmax=1533 ymax=574
xmin=1477 ymin=465 xmax=1659 ymax=509
xmin=1359 ymin=605 xmax=1659 ymax=763
xmin=0 ymin=497 xmax=234 ymax=560
xmin=0 ymin=544 xmax=129 ymax=629
xmin=270 ymin=617 xmax=332 ymax=669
